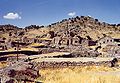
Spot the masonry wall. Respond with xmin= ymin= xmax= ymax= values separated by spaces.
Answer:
xmin=35 ymin=61 xmax=112 ymax=69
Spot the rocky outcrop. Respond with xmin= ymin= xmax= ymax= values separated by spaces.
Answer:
xmin=0 ymin=61 xmax=40 ymax=83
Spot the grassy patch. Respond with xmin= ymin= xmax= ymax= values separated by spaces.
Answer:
xmin=37 ymin=66 xmax=120 ymax=83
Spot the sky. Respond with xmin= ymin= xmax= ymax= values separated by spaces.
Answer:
xmin=0 ymin=0 xmax=120 ymax=28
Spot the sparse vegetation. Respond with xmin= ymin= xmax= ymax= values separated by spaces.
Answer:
xmin=0 ymin=61 xmax=7 ymax=68
xmin=37 ymin=66 xmax=120 ymax=83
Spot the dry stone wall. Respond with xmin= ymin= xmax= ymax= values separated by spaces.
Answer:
xmin=35 ymin=60 xmax=113 ymax=69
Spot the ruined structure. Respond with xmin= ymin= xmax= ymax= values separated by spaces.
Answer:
xmin=97 ymin=36 xmax=115 ymax=46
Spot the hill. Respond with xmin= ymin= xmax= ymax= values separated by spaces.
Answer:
xmin=23 ymin=16 xmax=120 ymax=40
xmin=1 ymin=16 xmax=120 ymax=40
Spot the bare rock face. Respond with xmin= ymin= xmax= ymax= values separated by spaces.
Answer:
xmin=0 ymin=61 xmax=40 ymax=83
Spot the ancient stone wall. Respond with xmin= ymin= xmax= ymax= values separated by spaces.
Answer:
xmin=35 ymin=61 xmax=112 ymax=69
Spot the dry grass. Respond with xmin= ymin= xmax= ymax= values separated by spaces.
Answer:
xmin=30 ymin=43 xmax=45 ymax=47
xmin=25 ymin=28 xmax=49 ymax=38
xmin=0 ymin=61 xmax=7 ymax=68
xmin=39 ymin=38 xmax=52 ymax=41
xmin=6 ymin=47 xmax=38 ymax=52
xmin=37 ymin=66 xmax=120 ymax=83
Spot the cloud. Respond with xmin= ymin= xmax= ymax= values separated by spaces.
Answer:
xmin=68 ymin=12 xmax=76 ymax=17
xmin=3 ymin=13 xmax=21 ymax=20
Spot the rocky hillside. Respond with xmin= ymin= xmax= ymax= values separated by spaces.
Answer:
xmin=0 ymin=24 xmax=22 ymax=38
xmin=46 ymin=16 xmax=120 ymax=40
xmin=48 ymin=16 xmax=120 ymax=31
xmin=23 ymin=16 xmax=120 ymax=40
xmin=0 ymin=16 xmax=120 ymax=40
xmin=0 ymin=24 xmax=20 ymax=31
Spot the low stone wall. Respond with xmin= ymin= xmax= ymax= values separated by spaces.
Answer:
xmin=35 ymin=61 xmax=112 ymax=69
